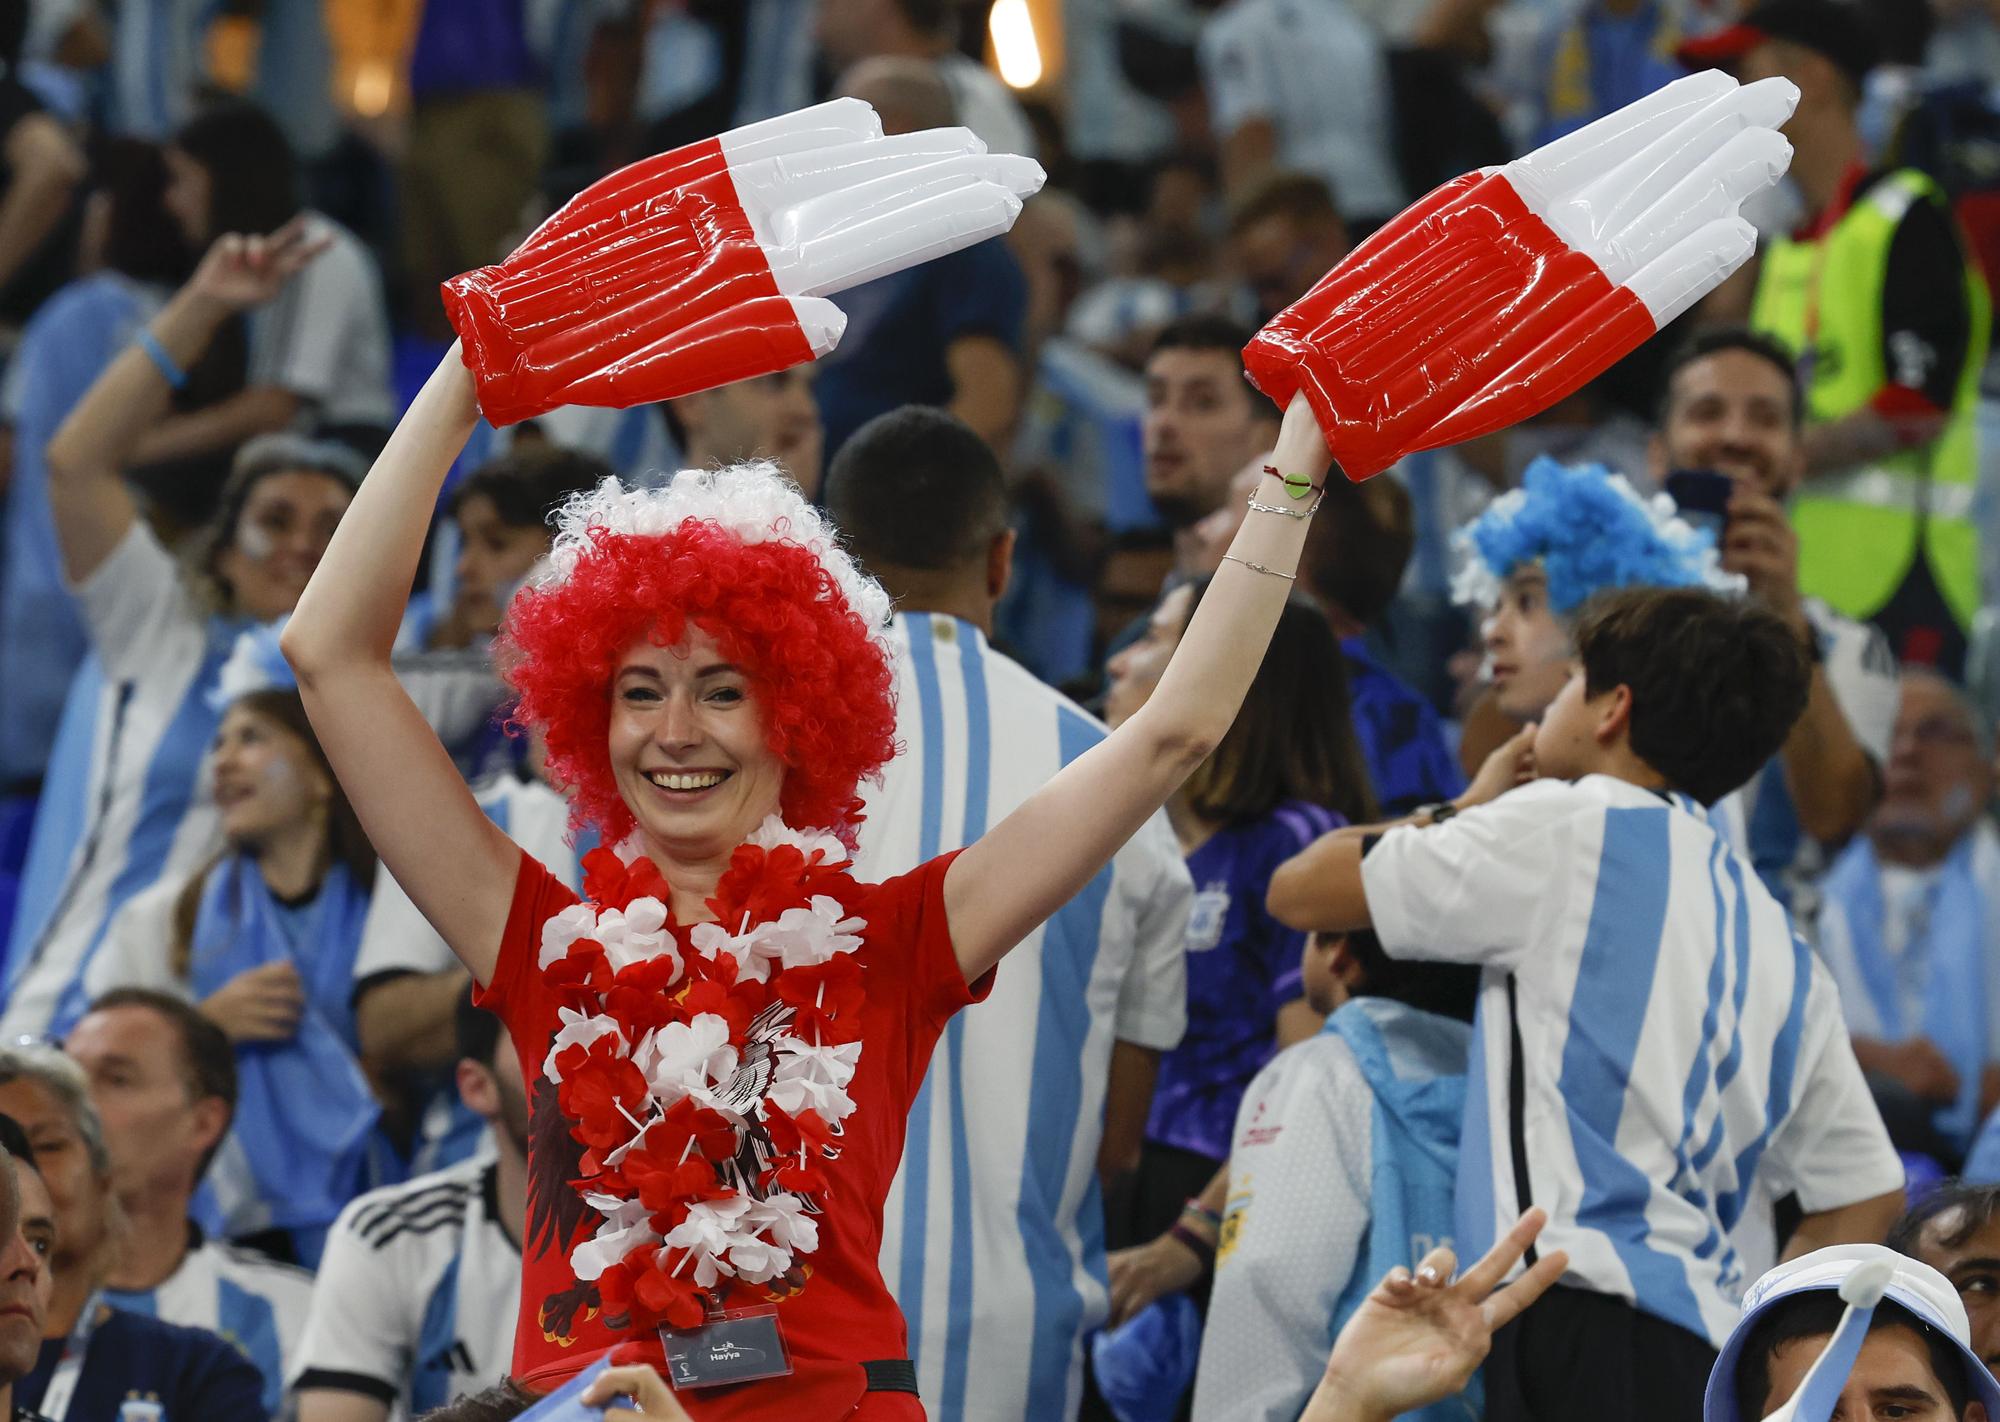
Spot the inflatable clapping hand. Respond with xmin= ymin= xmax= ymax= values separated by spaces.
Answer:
xmin=1246 ymin=72 xmax=1798 ymax=479
xmin=443 ymin=101 xmax=1045 ymax=426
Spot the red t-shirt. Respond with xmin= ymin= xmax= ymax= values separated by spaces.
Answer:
xmin=474 ymin=846 xmax=990 ymax=1419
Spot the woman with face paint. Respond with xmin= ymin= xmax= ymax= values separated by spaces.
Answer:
xmin=3 ymin=227 xmax=363 ymax=1048
xmin=83 ymin=626 xmax=379 ymax=1265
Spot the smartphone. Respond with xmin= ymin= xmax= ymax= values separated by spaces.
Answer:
xmin=1664 ymin=468 xmax=1734 ymax=542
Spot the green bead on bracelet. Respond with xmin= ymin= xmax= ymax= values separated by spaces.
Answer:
xmin=1263 ymin=464 xmax=1324 ymax=501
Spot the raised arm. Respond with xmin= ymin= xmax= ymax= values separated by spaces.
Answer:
xmin=281 ymin=353 xmax=520 ymax=986
xmin=0 ymin=113 xmax=84 ymax=298
xmin=942 ymin=393 xmax=1326 ymax=982
xmin=45 ymin=223 xmax=321 ymax=583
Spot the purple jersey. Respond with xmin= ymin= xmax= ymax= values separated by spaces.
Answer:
xmin=1144 ymin=801 xmax=1344 ymax=1161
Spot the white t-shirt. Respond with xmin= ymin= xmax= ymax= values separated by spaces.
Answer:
xmin=290 ymin=1158 xmax=521 ymax=1420
xmin=851 ymin=612 xmax=1192 ymax=1422
xmin=104 ymin=1229 xmax=315 ymax=1420
xmin=247 ymin=210 xmax=395 ymax=432
xmin=1361 ymin=775 xmax=1903 ymax=1347
xmin=1198 ymin=0 xmax=1405 ymax=220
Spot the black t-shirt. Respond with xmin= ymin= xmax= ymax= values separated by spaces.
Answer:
xmin=1870 ymin=169 xmax=1975 ymax=411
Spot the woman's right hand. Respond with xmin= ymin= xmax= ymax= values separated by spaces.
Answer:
xmin=186 ymin=218 xmax=329 ymax=315
xmin=1106 ymin=1232 xmax=1206 ymax=1328
xmin=201 ymin=960 xmax=306 ymax=1043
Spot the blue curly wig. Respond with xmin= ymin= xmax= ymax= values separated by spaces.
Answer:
xmin=1451 ymin=457 xmax=1741 ymax=616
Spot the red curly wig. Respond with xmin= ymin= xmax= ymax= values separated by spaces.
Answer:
xmin=498 ymin=520 xmax=897 ymax=848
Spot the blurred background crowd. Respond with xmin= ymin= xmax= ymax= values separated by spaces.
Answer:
xmin=4 ymin=0 xmax=2000 ymax=1418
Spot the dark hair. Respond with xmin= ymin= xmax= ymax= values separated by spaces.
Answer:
xmin=1303 ymin=476 xmax=1414 ymax=628
xmin=449 ymin=446 xmax=612 ymax=530
xmin=93 ymin=138 xmax=193 ymax=286
xmin=416 ymin=1380 xmax=539 ymax=1422
xmin=1572 ymin=588 xmax=1810 ymax=806
xmin=1178 ymin=580 xmax=1378 ymax=826
xmin=1227 ymin=171 xmax=1342 ymax=237
xmin=1660 ymin=327 xmax=1803 ymax=429
xmin=171 ymin=689 xmax=378 ymax=974
xmin=889 ymin=0 xmax=958 ymax=37
xmin=172 ymin=100 xmax=299 ymax=238
xmin=1341 ymin=929 xmax=1480 ymax=1022
xmin=456 ymin=989 xmax=504 ymax=1070
xmin=1734 ymin=1294 xmax=1971 ymax=1422
xmin=0 ymin=1113 xmax=33 ymax=1172
xmin=0 ymin=0 xmax=27 ymax=69
xmin=84 ymin=987 xmax=237 ymax=1180
xmin=1891 ymin=1179 xmax=2000 ymax=1257
xmin=191 ymin=434 xmax=364 ymax=613
xmin=824 ymin=406 xmax=1007 ymax=574
xmin=1147 ymin=312 xmax=1256 ymax=367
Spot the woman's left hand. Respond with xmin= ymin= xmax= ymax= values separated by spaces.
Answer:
xmin=581 ymin=1363 xmax=694 ymax=1420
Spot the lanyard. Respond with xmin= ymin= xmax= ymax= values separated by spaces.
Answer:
xmin=37 ymin=1291 xmax=102 ymax=1422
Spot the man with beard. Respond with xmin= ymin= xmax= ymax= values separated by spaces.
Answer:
xmin=1142 ymin=315 xmax=1280 ymax=586
xmin=1648 ymin=328 xmax=1898 ymax=921
xmin=1816 ymin=671 xmax=2000 ymax=1166
xmin=0 ymin=1116 xmax=53 ymax=1422
xmin=292 ymin=994 xmax=525 ymax=1421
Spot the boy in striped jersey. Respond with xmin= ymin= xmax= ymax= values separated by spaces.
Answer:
xmin=291 ymin=993 xmax=523 ymax=1422
xmin=1271 ymin=587 xmax=1904 ymax=1422
xmin=64 ymin=988 xmax=311 ymax=1416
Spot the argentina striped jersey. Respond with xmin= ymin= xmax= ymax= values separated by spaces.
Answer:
xmin=851 ymin=613 xmax=1193 ymax=1422
xmin=1361 ymin=775 xmax=1902 ymax=1347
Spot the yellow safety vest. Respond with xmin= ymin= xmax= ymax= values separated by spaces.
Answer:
xmin=1750 ymin=168 xmax=1990 ymax=633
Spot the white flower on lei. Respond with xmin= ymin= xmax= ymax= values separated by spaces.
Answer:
xmin=746 ymin=815 xmax=851 ymax=867
xmin=594 ymin=897 xmax=682 ymax=978
xmin=746 ymin=1194 xmax=820 ymax=1255
xmin=570 ymin=1195 xmax=658 ymax=1281
xmin=638 ymin=1014 xmax=739 ymax=1108
xmin=767 ymin=1036 xmax=861 ymax=1124
xmin=689 ymin=897 xmax=862 ymax=984
xmin=687 ymin=920 xmax=780 ymax=984
xmin=665 ymin=1197 xmax=756 ymax=1288
xmin=537 ymin=903 xmax=601 ymax=969
xmin=725 ymin=1233 xmax=794 ymax=1286
xmin=541 ymin=1007 xmax=626 ymax=1083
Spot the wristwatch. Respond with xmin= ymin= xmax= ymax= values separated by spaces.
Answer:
xmin=1415 ymin=800 xmax=1460 ymax=825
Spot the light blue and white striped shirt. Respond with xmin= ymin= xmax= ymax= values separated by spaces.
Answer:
xmin=851 ymin=613 xmax=1193 ymax=1422
xmin=3 ymin=524 xmax=241 ymax=1039
xmin=1362 ymin=775 xmax=1902 ymax=1347
xmin=109 ymin=0 xmax=223 ymax=137
xmin=104 ymin=1229 xmax=314 ymax=1420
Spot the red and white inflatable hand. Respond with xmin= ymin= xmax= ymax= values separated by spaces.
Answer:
xmin=1245 ymin=72 xmax=1797 ymax=480
xmin=443 ymin=100 xmax=1045 ymax=426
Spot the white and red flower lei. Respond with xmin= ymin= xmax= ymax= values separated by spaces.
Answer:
xmin=539 ymin=817 xmax=866 ymax=1332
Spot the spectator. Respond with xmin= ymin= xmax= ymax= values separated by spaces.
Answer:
xmin=1889 ymin=1181 xmax=2000 ymax=1378
xmin=65 ymin=987 xmax=313 ymax=1416
xmin=0 ymin=138 xmax=188 ymax=814
xmin=1104 ymin=580 xmax=1375 ymax=1262
xmin=81 ymin=635 xmax=379 ymax=1265
xmin=402 ymin=447 xmax=613 ymax=655
xmin=1142 ymin=315 xmax=1281 ymax=584
xmin=1816 ymin=669 xmax=2000 ymax=1164
xmin=1304 ymin=476 xmax=1466 ymax=818
xmin=1713 ymin=1245 xmax=2000 ymax=1422
xmin=1514 ymin=0 xmax=1693 ymax=150
xmin=810 ymin=57 xmax=1027 ymax=456
xmin=0 ymin=0 xmax=84 ymax=332
xmin=1184 ymin=929 xmax=1479 ymax=1422
xmin=1651 ymin=329 xmax=1898 ymax=920
xmin=1226 ymin=173 xmax=1349 ymax=326
xmin=400 ymin=0 xmax=547 ymax=338
xmin=167 ymin=102 xmax=396 ymax=462
xmin=0 ymin=1114 xmax=51 ymax=1418
xmin=410 ymin=1362 xmax=695 ymax=1422
xmin=2 ymin=228 xmax=361 ymax=1045
xmin=0 ymin=1047 xmax=266 ymax=1416
xmin=827 ymin=407 xmax=1196 ymax=1422
xmin=1198 ymin=0 xmax=1405 ymax=225
xmin=108 ymin=0 xmax=212 ymax=138
xmin=1689 ymin=0 xmax=1990 ymax=674
xmin=1269 ymin=587 xmax=1906 ymax=1422
xmin=664 ymin=366 xmax=823 ymax=498
xmin=815 ymin=0 xmax=1038 ymax=157
xmin=292 ymin=992 xmax=525 ymax=1421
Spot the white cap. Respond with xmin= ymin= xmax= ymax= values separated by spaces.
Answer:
xmin=1705 ymin=1245 xmax=2000 ymax=1422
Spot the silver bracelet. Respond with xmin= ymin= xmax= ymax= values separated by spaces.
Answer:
xmin=1246 ymin=494 xmax=1318 ymax=520
xmin=1221 ymin=554 xmax=1296 ymax=581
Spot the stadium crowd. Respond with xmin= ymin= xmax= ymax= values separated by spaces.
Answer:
xmin=2 ymin=0 xmax=2000 ymax=1418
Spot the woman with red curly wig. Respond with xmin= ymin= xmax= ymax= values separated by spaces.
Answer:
xmin=280 ymin=344 xmax=1332 ymax=1420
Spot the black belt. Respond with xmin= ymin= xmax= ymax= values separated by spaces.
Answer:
xmin=863 ymin=1359 xmax=919 ymax=1395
